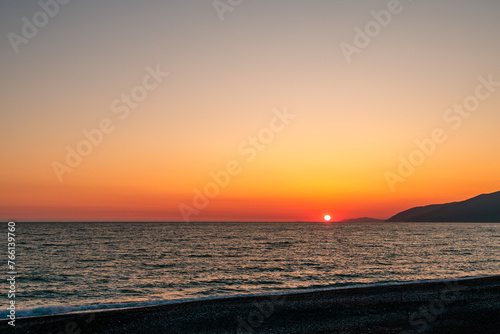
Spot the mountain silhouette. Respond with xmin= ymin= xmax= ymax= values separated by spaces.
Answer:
xmin=387 ymin=191 xmax=500 ymax=222
xmin=337 ymin=217 xmax=385 ymax=223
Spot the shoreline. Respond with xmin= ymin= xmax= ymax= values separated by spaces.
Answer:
xmin=7 ymin=274 xmax=497 ymax=319
xmin=3 ymin=275 xmax=500 ymax=333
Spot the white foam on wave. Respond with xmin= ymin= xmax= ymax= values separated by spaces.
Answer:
xmin=3 ymin=274 xmax=497 ymax=319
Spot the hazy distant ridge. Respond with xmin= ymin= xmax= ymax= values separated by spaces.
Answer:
xmin=386 ymin=191 xmax=500 ymax=222
xmin=337 ymin=217 xmax=385 ymax=223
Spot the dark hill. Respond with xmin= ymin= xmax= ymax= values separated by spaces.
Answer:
xmin=386 ymin=191 xmax=500 ymax=222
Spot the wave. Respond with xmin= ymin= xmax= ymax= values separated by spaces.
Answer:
xmin=3 ymin=274 xmax=496 ymax=320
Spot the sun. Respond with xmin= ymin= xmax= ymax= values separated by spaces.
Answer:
xmin=323 ymin=214 xmax=331 ymax=222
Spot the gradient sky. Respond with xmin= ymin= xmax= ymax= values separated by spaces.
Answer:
xmin=1 ymin=0 xmax=500 ymax=222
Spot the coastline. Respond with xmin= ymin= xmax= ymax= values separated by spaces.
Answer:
xmin=3 ymin=275 xmax=500 ymax=333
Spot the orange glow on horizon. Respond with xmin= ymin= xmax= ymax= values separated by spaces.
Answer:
xmin=1 ymin=1 xmax=499 ymax=223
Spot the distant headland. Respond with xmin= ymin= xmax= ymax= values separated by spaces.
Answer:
xmin=341 ymin=191 xmax=500 ymax=223
xmin=386 ymin=191 xmax=500 ymax=222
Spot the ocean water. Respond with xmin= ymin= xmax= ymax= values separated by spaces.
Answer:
xmin=7 ymin=222 xmax=500 ymax=318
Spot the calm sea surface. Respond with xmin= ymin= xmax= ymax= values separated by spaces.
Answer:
xmin=7 ymin=222 xmax=500 ymax=317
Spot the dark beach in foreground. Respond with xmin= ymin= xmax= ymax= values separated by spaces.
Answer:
xmin=4 ymin=275 xmax=500 ymax=334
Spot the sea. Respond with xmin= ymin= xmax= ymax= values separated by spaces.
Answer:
xmin=4 ymin=222 xmax=500 ymax=318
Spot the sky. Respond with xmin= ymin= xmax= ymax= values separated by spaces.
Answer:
xmin=1 ymin=0 xmax=500 ymax=222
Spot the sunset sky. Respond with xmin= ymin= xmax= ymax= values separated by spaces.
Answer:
xmin=1 ymin=0 xmax=500 ymax=222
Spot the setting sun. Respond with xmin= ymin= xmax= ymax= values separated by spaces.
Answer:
xmin=324 ymin=215 xmax=331 ymax=222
